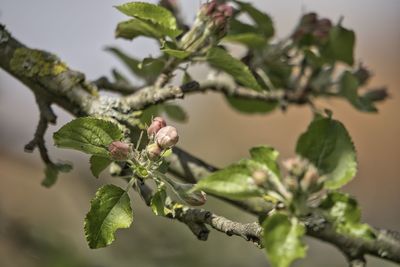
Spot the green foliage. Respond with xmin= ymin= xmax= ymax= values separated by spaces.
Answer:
xmin=115 ymin=2 xmax=182 ymax=39
xmin=207 ymin=47 xmax=262 ymax=91
xmin=193 ymin=146 xmax=280 ymax=200
xmin=150 ymin=186 xmax=168 ymax=216
xmin=234 ymin=1 xmax=274 ymax=38
xmin=224 ymin=32 xmax=267 ymax=49
xmin=106 ymin=47 xmax=164 ymax=83
xmin=163 ymin=104 xmax=188 ymax=122
xmin=192 ymin=159 xmax=264 ymax=199
xmin=263 ymin=213 xmax=307 ymax=267
xmin=84 ymin=184 xmax=133 ymax=249
xmin=225 ymin=96 xmax=277 ymax=114
xmin=339 ymin=71 xmax=377 ymax=112
xmin=250 ymin=146 xmax=280 ymax=177
xmin=116 ymin=19 xmax=165 ymax=40
xmin=42 ymin=162 xmax=72 ymax=188
xmin=319 ymin=192 xmax=375 ymax=240
xmin=321 ymin=24 xmax=355 ymax=65
xmin=161 ymin=41 xmax=191 ymax=59
xmin=296 ymin=116 xmax=357 ymax=189
xmin=90 ymin=156 xmax=112 ymax=178
xmin=53 ymin=117 xmax=124 ymax=158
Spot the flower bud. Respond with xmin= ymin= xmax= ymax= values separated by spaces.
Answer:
xmin=147 ymin=117 xmax=167 ymax=137
xmin=155 ymin=125 xmax=179 ymax=148
xmin=201 ymin=0 xmax=217 ymax=16
xmin=146 ymin=143 xmax=162 ymax=160
xmin=108 ymin=141 xmax=133 ymax=161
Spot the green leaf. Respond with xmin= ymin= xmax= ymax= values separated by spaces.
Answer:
xmin=163 ymin=104 xmax=187 ymax=122
xmin=226 ymin=96 xmax=277 ymax=114
xmin=106 ymin=47 xmax=165 ymax=82
xmin=319 ymin=192 xmax=375 ymax=240
xmin=263 ymin=213 xmax=307 ymax=267
xmin=193 ymin=159 xmax=265 ymax=200
xmin=223 ymin=33 xmax=267 ymax=48
xmin=53 ymin=117 xmax=124 ymax=158
xmin=207 ymin=47 xmax=262 ymax=91
xmin=250 ymin=146 xmax=280 ymax=177
xmin=150 ymin=186 xmax=168 ymax=216
xmin=90 ymin=156 xmax=112 ymax=178
xmin=84 ymin=184 xmax=133 ymax=249
xmin=115 ymin=19 xmax=164 ymax=40
xmin=296 ymin=117 xmax=357 ymax=189
xmin=41 ymin=162 xmax=72 ymax=188
xmin=115 ymin=2 xmax=182 ymax=38
xmin=339 ymin=71 xmax=377 ymax=112
xmin=235 ymin=1 xmax=274 ymax=38
xmin=321 ymin=25 xmax=355 ymax=65
xmin=161 ymin=41 xmax=191 ymax=59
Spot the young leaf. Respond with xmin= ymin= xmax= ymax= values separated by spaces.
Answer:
xmin=150 ymin=186 xmax=168 ymax=216
xmin=106 ymin=47 xmax=164 ymax=83
xmin=192 ymin=160 xmax=265 ymax=200
xmin=207 ymin=47 xmax=262 ymax=91
xmin=263 ymin=213 xmax=307 ymax=267
xmin=84 ymin=184 xmax=133 ymax=249
xmin=161 ymin=41 xmax=191 ymax=59
xmin=41 ymin=162 xmax=72 ymax=188
xmin=223 ymin=33 xmax=267 ymax=49
xmin=163 ymin=104 xmax=187 ymax=122
xmin=235 ymin=1 xmax=274 ymax=38
xmin=90 ymin=155 xmax=112 ymax=178
xmin=250 ymin=146 xmax=280 ymax=177
xmin=115 ymin=2 xmax=182 ymax=38
xmin=321 ymin=24 xmax=355 ymax=65
xmin=226 ymin=96 xmax=277 ymax=114
xmin=319 ymin=192 xmax=375 ymax=240
xmin=53 ymin=117 xmax=124 ymax=158
xmin=296 ymin=117 xmax=357 ymax=189
xmin=339 ymin=71 xmax=377 ymax=112
xmin=116 ymin=19 xmax=164 ymax=40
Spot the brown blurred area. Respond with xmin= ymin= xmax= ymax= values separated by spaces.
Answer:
xmin=0 ymin=0 xmax=399 ymax=266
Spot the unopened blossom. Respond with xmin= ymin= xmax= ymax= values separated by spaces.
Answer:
xmin=147 ymin=117 xmax=167 ymax=137
xmin=108 ymin=141 xmax=133 ymax=161
xmin=146 ymin=143 xmax=163 ymax=160
xmin=155 ymin=125 xmax=179 ymax=149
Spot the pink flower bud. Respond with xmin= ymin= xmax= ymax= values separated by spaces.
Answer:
xmin=155 ymin=125 xmax=179 ymax=148
xmin=147 ymin=117 xmax=167 ymax=137
xmin=108 ymin=141 xmax=133 ymax=161
xmin=146 ymin=143 xmax=162 ymax=160
xmin=201 ymin=0 xmax=217 ymax=16
xmin=217 ymin=4 xmax=233 ymax=17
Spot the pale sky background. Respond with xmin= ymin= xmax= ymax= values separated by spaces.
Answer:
xmin=0 ymin=1 xmax=399 ymax=266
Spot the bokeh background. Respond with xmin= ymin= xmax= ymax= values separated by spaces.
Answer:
xmin=0 ymin=0 xmax=399 ymax=266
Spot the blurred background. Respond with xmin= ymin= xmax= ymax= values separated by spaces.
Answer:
xmin=0 ymin=0 xmax=399 ymax=266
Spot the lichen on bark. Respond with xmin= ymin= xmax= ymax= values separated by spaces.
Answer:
xmin=10 ymin=47 xmax=67 ymax=77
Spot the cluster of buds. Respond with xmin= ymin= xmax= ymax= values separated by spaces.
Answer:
xmin=146 ymin=117 xmax=179 ymax=160
xmin=283 ymin=156 xmax=323 ymax=194
xmin=179 ymin=0 xmax=233 ymax=53
xmin=200 ymin=0 xmax=233 ymax=36
xmin=292 ymin=13 xmax=332 ymax=44
xmin=108 ymin=141 xmax=133 ymax=161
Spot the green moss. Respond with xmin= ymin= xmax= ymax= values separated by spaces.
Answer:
xmin=10 ymin=48 xmax=67 ymax=77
